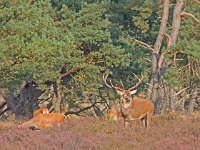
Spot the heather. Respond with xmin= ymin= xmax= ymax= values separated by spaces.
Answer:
xmin=1 ymin=115 xmax=200 ymax=150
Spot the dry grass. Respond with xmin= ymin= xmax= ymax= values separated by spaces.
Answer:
xmin=0 ymin=113 xmax=200 ymax=150
xmin=0 ymin=120 xmax=16 ymax=128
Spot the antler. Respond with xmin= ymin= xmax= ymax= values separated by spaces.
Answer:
xmin=129 ymin=73 xmax=144 ymax=91
xmin=102 ymin=74 xmax=123 ymax=91
xmin=119 ymin=79 xmax=125 ymax=90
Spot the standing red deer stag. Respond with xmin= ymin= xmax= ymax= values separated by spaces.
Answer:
xmin=103 ymin=74 xmax=154 ymax=128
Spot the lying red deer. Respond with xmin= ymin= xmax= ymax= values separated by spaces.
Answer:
xmin=18 ymin=112 xmax=65 ymax=129
xmin=103 ymin=74 xmax=154 ymax=128
xmin=106 ymin=107 xmax=122 ymax=121
xmin=33 ymin=106 xmax=49 ymax=116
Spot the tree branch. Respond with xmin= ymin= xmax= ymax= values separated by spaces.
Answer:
xmin=60 ymin=67 xmax=79 ymax=78
xmin=193 ymin=0 xmax=200 ymax=5
xmin=172 ymin=87 xmax=188 ymax=97
xmin=180 ymin=12 xmax=200 ymax=24
xmin=0 ymin=107 xmax=10 ymax=117
xmin=0 ymin=102 xmax=7 ymax=110
xmin=134 ymin=39 xmax=155 ymax=52
xmin=172 ymin=91 xmax=199 ymax=108
xmin=64 ymin=101 xmax=101 ymax=116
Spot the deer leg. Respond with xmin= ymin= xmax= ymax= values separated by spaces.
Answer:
xmin=124 ymin=120 xmax=130 ymax=127
xmin=56 ymin=123 xmax=61 ymax=127
xmin=146 ymin=113 xmax=152 ymax=128
xmin=141 ymin=118 xmax=145 ymax=127
xmin=141 ymin=115 xmax=148 ymax=128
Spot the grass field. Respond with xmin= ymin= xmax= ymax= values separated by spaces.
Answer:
xmin=0 ymin=114 xmax=200 ymax=150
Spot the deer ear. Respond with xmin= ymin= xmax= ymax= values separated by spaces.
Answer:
xmin=130 ymin=89 xmax=137 ymax=95
xmin=116 ymin=90 xmax=123 ymax=95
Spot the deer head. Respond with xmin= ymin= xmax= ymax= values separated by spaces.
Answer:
xmin=103 ymin=73 xmax=144 ymax=105
xmin=33 ymin=106 xmax=49 ymax=117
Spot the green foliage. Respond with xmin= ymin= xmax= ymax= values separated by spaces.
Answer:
xmin=0 ymin=0 xmax=199 ymax=108
xmin=107 ymin=0 xmax=160 ymax=42
xmin=0 ymin=0 xmax=76 ymax=89
xmin=0 ymin=0 xmax=130 ymax=100
xmin=165 ymin=1 xmax=200 ymax=88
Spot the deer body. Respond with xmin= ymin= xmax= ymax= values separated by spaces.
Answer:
xmin=120 ymin=97 xmax=154 ymax=127
xmin=103 ymin=73 xmax=154 ymax=128
xmin=18 ymin=113 xmax=65 ymax=129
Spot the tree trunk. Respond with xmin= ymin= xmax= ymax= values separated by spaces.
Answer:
xmin=168 ymin=88 xmax=174 ymax=109
xmin=170 ymin=0 xmax=184 ymax=44
xmin=52 ymin=76 xmax=62 ymax=112
xmin=147 ymin=0 xmax=169 ymax=100
xmin=147 ymin=0 xmax=170 ymax=114
xmin=188 ymin=88 xmax=197 ymax=114
xmin=147 ymin=0 xmax=186 ymax=114
xmin=52 ymin=67 xmax=78 ymax=113
xmin=1 ymin=82 xmax=43 ymax=118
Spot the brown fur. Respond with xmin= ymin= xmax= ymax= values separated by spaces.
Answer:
xmin=103 ymin=73 xmax=154 ymax=128
xmin=106 ymin=108 xmax=122 ymax=121
xmin=119 ymin=96 xmax=154 ymax=128
xmin=33 ymin=107 xmax=49 ymax=116
xmin=18 ymin=113 xmax=65 ymax=129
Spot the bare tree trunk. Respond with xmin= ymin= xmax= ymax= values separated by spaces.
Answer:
xmin=147 ymin=0 xmax=170 ymax=114
xmin=181 ymin=98 xmax=186 ymax=112
xmin=0 ymin=82 xmax=43 ymax=119
xmin=52 ymin=67 xmax=78 ymax=113
xmin=170 ymin=0 xmax=184 ymax=44
xmin=147 ymin=0 xmax=169 ymax=100
xmin=153 ymin=0 xmax=170 ymax=53
xmin=52 ymin=76 xmax=62 ymax=113
xmin=188 ymin=88 xmax=197 ymax=114
xmin=170 ymin=0 xmax=185 ymax=112
xmin=168 ymin=88 xmax=174 ymax=109
xmin=147 ymin=0 xmax=186 ymax=115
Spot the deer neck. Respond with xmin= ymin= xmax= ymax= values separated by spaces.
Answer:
xmin=120 ymin=99 xmax=132 ymax=116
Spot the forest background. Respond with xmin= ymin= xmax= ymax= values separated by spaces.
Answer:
xmin=0 ymin=0 xmax=199 ymax=118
